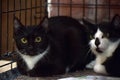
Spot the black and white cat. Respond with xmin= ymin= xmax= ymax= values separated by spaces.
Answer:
xmin=83 ymin=14 xmax=120 ymax=77
xmin=14 ymin=16 xmax=90 ymax=77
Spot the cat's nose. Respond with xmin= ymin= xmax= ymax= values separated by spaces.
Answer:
xmin=28 ymin=45 xmax=33 ymax=50
xmin=95 ymin=38 xmax=100 ymax=47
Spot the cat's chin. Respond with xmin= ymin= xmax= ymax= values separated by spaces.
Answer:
xmin=92 ymin=47 xmax=104 ymax=54
xmin=27 ymin=52 xmax=39 ymax=56
xmin=20 ymin=51 xmax=39 ymax=56
xmin=96 ymin=48 xmax=103 ymax=53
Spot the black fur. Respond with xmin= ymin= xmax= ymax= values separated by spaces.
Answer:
xmin=14 ymin=16 xmax=90 ymax=77
xmin=102 ymin=15 xmax=120 ymax=76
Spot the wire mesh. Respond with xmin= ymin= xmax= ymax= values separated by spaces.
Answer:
xmin=0 ymin=0 xmax=120 ymax=74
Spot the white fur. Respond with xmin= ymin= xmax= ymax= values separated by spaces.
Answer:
xmin=95 ymin=28 xmax=103 ymax=38
xmin=17 ymin=46 xmax=50 ymax=70
xmin=90 ymin=28 xmax=120 ymax=74
xmin=94 ymin=64 xmax=107 ymax=74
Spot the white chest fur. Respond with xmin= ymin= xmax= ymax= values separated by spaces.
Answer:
xmin=96 ymin=39 xmax=120 ymax=64
xmin=94 ymin=39 xmax=120 ymax=74
xmin=18 ymin=46 xmax=50 ymax=70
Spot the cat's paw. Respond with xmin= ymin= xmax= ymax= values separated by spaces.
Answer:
xmin=94 ymin=64 xmax=108 ymax=75
xmin=86 ymin=60 xmax=95 ymax=69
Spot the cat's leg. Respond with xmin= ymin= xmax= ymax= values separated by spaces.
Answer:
xmin=92 ymin=55 xmax=110 ymax=75
xmin=94 ymin=64 xmax=108 ymax=75
xmin=86 ymin=60 xmax=95 ymax=69
xmin=94 ymin=55 xmax=108 ymax=75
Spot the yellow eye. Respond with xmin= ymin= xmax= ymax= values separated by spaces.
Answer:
xmin=106 ymin=33 xmax=109 ymax=37
xmin=21 ymin=38 xmax=27 ymax=44
xmin=35 ymin=37 xmax=42 ymax=43
xmin=102 ymin=33 xmax=109 ymax=38
xmin=90 ymin=35 xmax=94 ymax=39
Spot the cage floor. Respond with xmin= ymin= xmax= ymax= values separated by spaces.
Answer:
xmin=15 ymin=70 xmax=97 ymax=80
xmin=0 ymin=68 xmax=120 ymax=80
xmin=0 ymin=60 xmax=17 ymax=73
xmin=0 ymin=68 xmax=96 ymax=80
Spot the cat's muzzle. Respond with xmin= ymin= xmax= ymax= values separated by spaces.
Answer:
xmin=96 ymin=47 xmax=103 ymax=53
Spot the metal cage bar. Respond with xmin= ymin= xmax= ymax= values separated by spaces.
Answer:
xmin=108 ymin=0 xmax=111 ymax=20
xmin=95 ymin=0 xmax=98 ymax=24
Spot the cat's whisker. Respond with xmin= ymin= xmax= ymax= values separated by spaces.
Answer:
xmin=84 ymin=48 xmax=91 ymax=59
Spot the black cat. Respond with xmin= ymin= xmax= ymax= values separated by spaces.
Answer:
xmin=14 ymin=16 xmax=90 ymax=77
xmin=83 ymin=14 xmax=120 ymax=77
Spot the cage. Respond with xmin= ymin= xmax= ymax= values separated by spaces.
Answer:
xmin=0 ymin=0 xmax=120 ymax=80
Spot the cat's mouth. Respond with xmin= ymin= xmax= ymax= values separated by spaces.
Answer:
xmin=96 ymin=48 xmax=103 ymax=53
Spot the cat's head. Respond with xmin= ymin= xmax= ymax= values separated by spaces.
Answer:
xmin=14 ymin=17 xmax=49 ymax=56
xmin=83 ymin=14 xmax=120 ymax=54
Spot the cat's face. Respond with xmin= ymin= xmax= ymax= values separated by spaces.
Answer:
xmin=83 ymin=14 xmax=120 ymax=54
xmin=89 ymin=23 xmax=111 ymax=54
xmin=14 ymin=17 xmax=49 ymax=56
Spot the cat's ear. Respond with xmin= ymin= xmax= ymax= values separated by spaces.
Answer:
xmin=111 ymin=14 xmax=120 ymax=29
xmin=14 ymin=17 xmax=23 ymax=31
xmin=40 ymin=16 xmax=48 ymax=30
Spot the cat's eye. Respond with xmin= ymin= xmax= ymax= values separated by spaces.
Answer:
xmin=90 ymin=35 xmax=94 ymax=39
xmin=102 ymin=33 xmax=109 ymax=38
xmin=106 ymin=33 xmax=109 ymax=37
xmin=35 ymin=37 xmax=42 ymax=43
xmin=21 ymin=38 xmax=28 ymax=44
